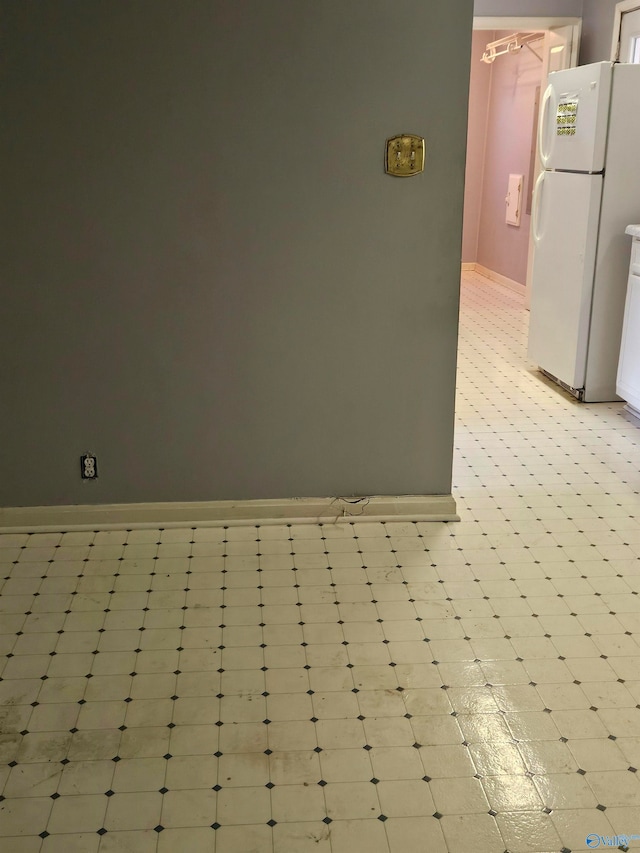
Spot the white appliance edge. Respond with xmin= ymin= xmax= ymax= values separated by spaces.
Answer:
xmin=584 ymin=63 xmax=640 ymax=401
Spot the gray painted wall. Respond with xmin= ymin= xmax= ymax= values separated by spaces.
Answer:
xmin=580 ymin=0 xmax=619 ymax=63
xmin=474 ymin=0 xmax=582 ymax=17
xmin=0 ymin=0 xmax=473 ymax=507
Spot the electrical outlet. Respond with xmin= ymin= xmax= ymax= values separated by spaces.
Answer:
xmin=80 ymin=454 xmax=98 ymax=480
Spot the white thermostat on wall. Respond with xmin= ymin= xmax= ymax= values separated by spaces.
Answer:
xmin=505 ymin=173 xmax=523 ymax=226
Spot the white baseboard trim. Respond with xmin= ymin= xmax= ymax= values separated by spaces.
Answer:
xmin=624 ymin=403 xmax=640 ymax=422
xmin=0 ymin=495 xmax=459 ymax=533
xmin=474 ymin=264 xmax=525 ymax=295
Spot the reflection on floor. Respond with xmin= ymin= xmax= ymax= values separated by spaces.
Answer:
xmin=1 ymin=269 xmax=640 ymax=852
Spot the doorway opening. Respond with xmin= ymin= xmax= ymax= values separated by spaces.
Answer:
xmin=461 ymin=17 xmax=581 ymax=307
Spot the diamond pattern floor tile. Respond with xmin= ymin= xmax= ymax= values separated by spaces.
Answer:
xmin=2 ymin=271 xmax=640 ymax=851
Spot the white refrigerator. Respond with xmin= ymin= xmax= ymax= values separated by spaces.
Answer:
xmin=528 ymin=61 xmax=640 ymax=402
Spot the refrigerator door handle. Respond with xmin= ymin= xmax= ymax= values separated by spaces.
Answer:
xmin=532 ymin=171 xmax=546 ymax=245
xmin=538 ymin=83 xmax=554 ymax=169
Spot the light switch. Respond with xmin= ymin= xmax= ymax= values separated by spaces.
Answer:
xmin=385 ymin=134 xmax=425 ymax=177
xmin=505 ymin=173 xmax=523 ymax=226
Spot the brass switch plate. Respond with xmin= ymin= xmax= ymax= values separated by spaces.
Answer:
xmin=385 ymin=134 xmax=425 ymax=177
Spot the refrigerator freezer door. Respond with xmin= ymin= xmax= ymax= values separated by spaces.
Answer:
xmin=538 ymin=61 xmax=612 ymax=173
xmin=528 ymin=170 xmax=603 ymax=390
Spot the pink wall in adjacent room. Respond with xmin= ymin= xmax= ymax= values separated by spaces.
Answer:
xmin=463 ymin=29 xmax=544 ymax=284
xmin=476 ymin=31 xmax=542 ymax=284
xmin=461 ymin=31 xmax=493 ymax=264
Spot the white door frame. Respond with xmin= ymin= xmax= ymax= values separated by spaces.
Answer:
xmin=473 ymin=16 xmax=581 ymax=67
xmin=611 ymin=0 xmax=640 ymax=61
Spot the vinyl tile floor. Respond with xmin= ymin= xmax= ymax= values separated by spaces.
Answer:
xmin=2 ymin=270 xmax=640 ymax=853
